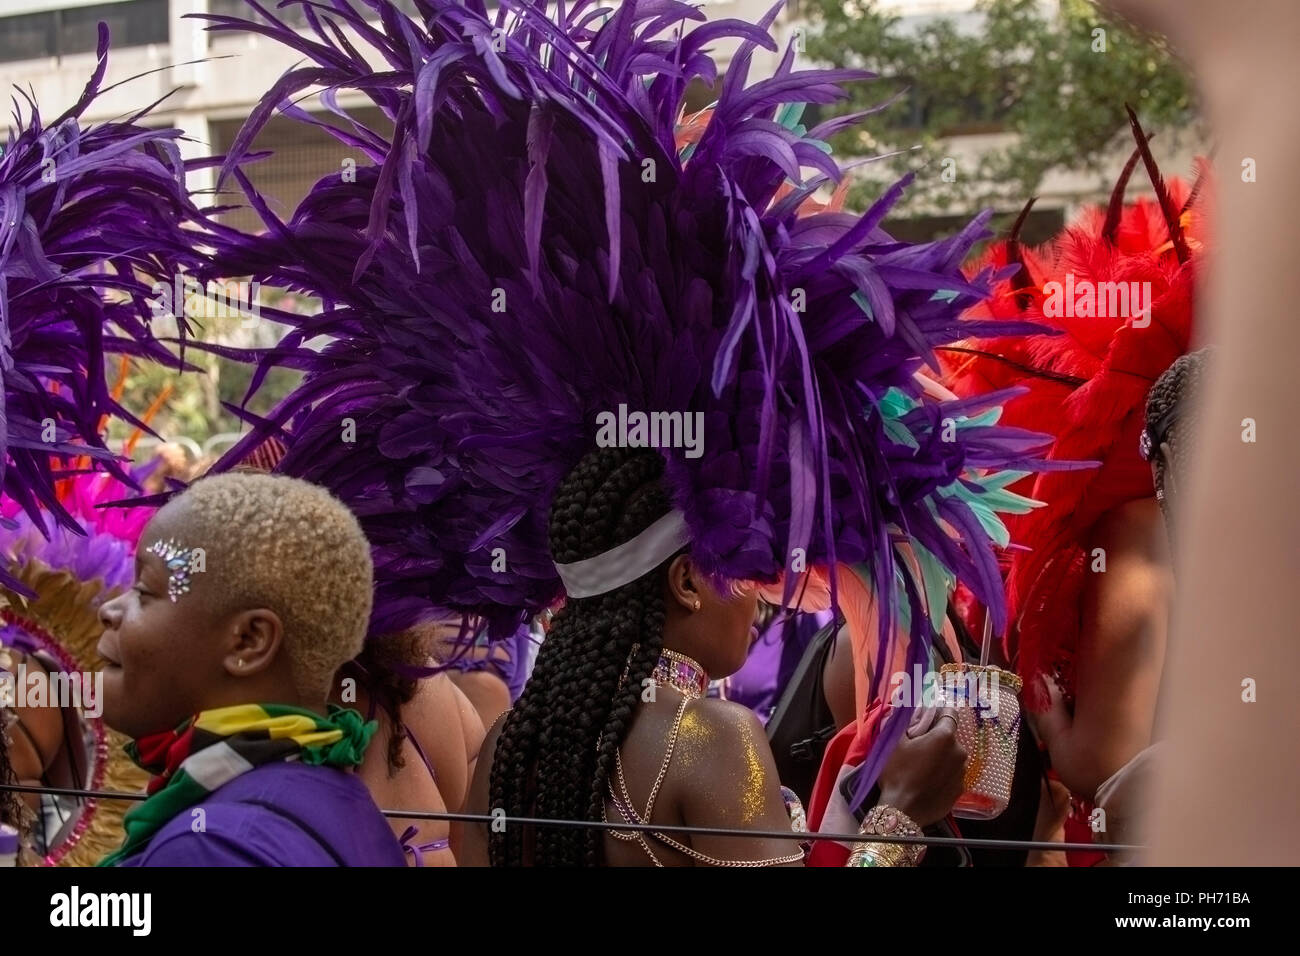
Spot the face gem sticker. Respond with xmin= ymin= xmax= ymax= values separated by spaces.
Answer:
xmin=146 ymin=538 xmax=195 ymax=602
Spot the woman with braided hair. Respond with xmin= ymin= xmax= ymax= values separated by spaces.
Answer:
xmin=477 ymin=447 xmax=788 ymax=866
xmin=455 ymin=447 xmax=969 ymax=867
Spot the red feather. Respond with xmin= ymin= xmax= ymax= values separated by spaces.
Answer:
xmin=941 ymin=143 xmax=1209 ymax=707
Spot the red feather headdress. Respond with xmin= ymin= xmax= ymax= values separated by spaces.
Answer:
xmin=942 ymin=110 xmax=1208 ymax=709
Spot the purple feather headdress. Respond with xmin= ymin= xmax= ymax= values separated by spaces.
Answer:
xmin=0 ymin=24 xmax=204 ymax=577
xmin=200 ymin=0 xmax=1066 ymax=791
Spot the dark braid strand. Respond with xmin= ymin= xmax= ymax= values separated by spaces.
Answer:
xmin=1146 ymin=347 xmax=1212 ymax=504
xmin=489 ymin=447 xmax=673 ymax=866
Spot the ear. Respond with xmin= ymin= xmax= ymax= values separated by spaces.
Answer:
xmin=665 ymin=553 xmax=701 ymax=613
xmin=222 ymin=608 xmax=285 ymax=678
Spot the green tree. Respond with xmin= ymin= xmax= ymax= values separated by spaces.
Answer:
xmin=802 ymin=0 xmax=1195 ymax=220
xmin=106 ymin=293 xmax=307 ymax=458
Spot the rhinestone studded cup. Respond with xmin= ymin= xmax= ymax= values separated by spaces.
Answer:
xmin=938 ymin=663 xmax=1023 ymax=820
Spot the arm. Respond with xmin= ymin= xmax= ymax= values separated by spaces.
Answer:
xmin=841 ymin=708 xmax=968 ymax=867
xmin=821 ymin=625 xmax=857 ymax=731
xmin=7 ymin=656 xmax=64 ymax=796
xmin=450 ymin=711 xmax=506 ymax=867
xmin=454 ymin=681 xmax=487 ymax=795
xmin=411 ymin=672 xmax=485 ymax=814
xmin=1035 ymin=500 xmax=1170 ymax=799
xmin=676 ymin=700 xmax=804 ymax=866
xmin=447 ymin=671 xmax=509 ymax=746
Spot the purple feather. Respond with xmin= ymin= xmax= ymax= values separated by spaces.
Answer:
xmin=193 ymin=0 xmax=1060 ymax=739
xmin=1 ymin=25 xmax=205 ymax=589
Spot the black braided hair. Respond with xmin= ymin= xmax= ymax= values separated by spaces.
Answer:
xmin=1146 ymin=347 xmax=1212 ymax=509
xmin=488 ymin=447 xmax=673 ymax=866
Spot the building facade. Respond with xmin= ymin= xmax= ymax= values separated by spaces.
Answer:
xmin=1 ymin=0 xmax=1197 ymax=244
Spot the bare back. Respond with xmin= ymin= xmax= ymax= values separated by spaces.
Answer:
xmin=461 ymin=690 xmax=800 ymax=866
xmin=338 ymin=672 xmax=485 ymax=866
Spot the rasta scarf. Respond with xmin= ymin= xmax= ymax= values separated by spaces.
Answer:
xmin=98 ymin=703 xmax=376 ymax=866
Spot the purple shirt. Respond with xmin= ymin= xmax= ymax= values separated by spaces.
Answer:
xmin=723 ymin=610 xmax=834 ymax=725
xmin=116 ymin=762 xmax=404 ymax=867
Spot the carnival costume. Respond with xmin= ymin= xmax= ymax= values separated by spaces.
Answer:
xmin=196 ymin=0 xmax=1069 ymax=861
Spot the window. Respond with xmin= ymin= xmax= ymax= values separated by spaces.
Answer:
xmin=0 ymin=0 xmax=169 ymax=64
xmin=210 ymin=107 xmax=394 ymax=235
xmin=208 ymin=0 xmax=426 ymax=27
xmin=61 ymin=0 xmax=169 ymax=56
xmin=0 ymin=11 xmax=56 ymax=62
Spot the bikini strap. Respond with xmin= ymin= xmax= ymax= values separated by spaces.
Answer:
xmin=402 ymin=725 xmax=439 ymax=785
xmin=399 ymin=825 xmax=451 ymax=867
xmin=351 ymin=663 xmax=438 ymax=784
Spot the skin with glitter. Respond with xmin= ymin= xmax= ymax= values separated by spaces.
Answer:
xmin=734 ymin=720 xmax=770 ymax=825
xmin=145 ymin=538 xmax=196 ymax=602
xmin=666 ymin=702 xmax=773 ymax=827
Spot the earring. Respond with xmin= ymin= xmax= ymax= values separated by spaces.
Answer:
xmin=693 ymin=600 xmax=701 ymax=611
xmin=237 ymin=658 xmax=245 ymax=669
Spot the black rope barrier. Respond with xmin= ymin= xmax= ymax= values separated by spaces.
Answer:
xmin=0 ymin=781 xmax=1140 ymax=852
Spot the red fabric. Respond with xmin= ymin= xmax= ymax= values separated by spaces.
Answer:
xmin=1064 ymin=804 xmax=1107 ymax=867
xmin=806 ymin=724 xmax=857 ymax=867
xmin=133 ymin=720 xmax=198 ymax=795
xmin=807 ymin=723 xmax=856 ymax=834
xmin=808 ymin=837 xmax=851 ymax=867
xmin=806 ymin=702 xmax=888 ymax=867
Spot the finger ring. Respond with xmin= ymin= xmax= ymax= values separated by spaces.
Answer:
xmin=938 ymin=714 xmax=959 ymax=732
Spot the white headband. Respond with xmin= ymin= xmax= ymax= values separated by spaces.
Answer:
xmin=553 ymin=509 xmax=691 ymax=598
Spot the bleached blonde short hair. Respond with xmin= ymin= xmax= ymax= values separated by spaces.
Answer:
xmin=163 ymin=472 xmax=373 ymax=700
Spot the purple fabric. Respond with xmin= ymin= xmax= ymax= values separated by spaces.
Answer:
xmin=724 ymin=609 xmax=833 ymax=725
xmin=440 ymin=621 xmax=538 ymax=702
xmin=399 ymin=825 xmax=451 ymax=867
xmin=115 ymin=762 xmax=404 ymax=867
xmin=505 ymin=623 xmax=538 ymax=702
